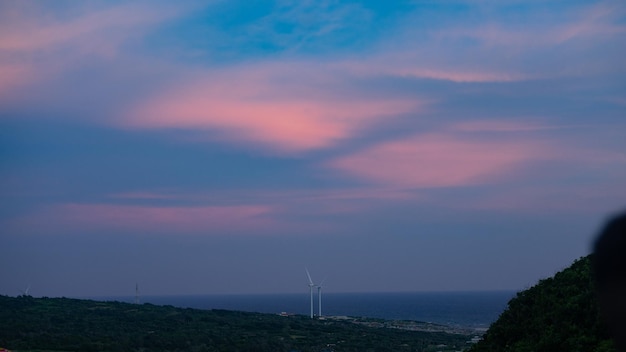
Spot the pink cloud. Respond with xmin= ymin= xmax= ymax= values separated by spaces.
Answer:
xmin=553 ymin=1 xmax=626 ymax=43
xmin=0 ymin=2 xmax=185 ymax=54
xmin=396 ymin=68 xmax=526 ymax=83
xmin=107 ymin=191 xmax=181 ymax=201
xmin=330 ymin=53 xmax=532 ymax=83
xmin=124 ymin=62 xmax=421 ymax=153
xmin=341 ymin=60 xmax=529 ymax=83
xmin=361 ymin=2 xmax=626 ymax=83
xmin=0 ymin=2 xmax=194 ymax=101
xmin=329 ymin=133 xmax=549 ymax=188
xmin=434 ymin=1 xmax=625 ymax=50
xmin=98 ymin=188 xmax=419 ymax=226
xmin=10 ymin=203 xmax=275 ymax=235
xmin=0 ymin=63 xmax=33 ymax=98
xmin=450 ymin=120 xmax=571 ymax=133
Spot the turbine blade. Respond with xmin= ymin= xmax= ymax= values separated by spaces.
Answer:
xmin=319 ymin=276 xmax=327 ymax=286
xmin=305 ymin=268 xmax=314 ymax=285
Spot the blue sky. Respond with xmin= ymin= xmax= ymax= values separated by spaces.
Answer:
xmin=1 ymin=0 xmax=625 ymax=297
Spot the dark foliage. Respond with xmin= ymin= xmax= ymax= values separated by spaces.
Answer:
xmin=0 ymin=295 xmax=470 ymax=352
xmin=469 ymin=256 xmax=616 ymax=352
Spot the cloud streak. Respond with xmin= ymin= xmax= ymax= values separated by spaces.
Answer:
xmin=124 ymin=62 xmax=422 ymax=153
xmin=329 ymin=133 xmax=551 ymax=188
xmin=0 ymin=1 xmax=194 ymax=101
xmin=0 ymin=2 xmax=181 ymax=53
xmin=7 ymin=203 xmax=274 ymax=236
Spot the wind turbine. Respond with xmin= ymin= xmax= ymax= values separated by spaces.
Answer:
xmin=19 ymin=284 xmax=31 ymax=297
xmin=306 ymin=268 xmax=315 ymax=318
xmin=317 ymin=277 xmax=326 ymax=318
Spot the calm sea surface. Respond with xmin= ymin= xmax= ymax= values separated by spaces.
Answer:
xmin=97 ymin=291 xmax=515 ymax=330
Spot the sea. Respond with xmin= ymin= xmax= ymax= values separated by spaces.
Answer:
xmin=97 ymin=291 xmax=516 ymax=331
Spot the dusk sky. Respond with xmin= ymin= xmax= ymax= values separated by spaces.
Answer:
xmin=1 ymin=0 xmax=625 ymax=298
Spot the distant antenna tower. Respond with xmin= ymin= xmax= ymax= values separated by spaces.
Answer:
xmin=134 ymin=283 xmax=140 ymax=304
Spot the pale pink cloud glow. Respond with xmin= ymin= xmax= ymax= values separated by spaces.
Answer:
xmin=111 ymin=188 xmax=414 ymax=204
xmin=333 ymin=57 xmax=531 ymax=83
xmin=125 ymin=65 xmax=421 ymax=153
xmin=355 ymin=1 xmax=626 ymax=83
xmin=108 ymin=192 xmax=182 ymax=201
xmin=0 ymin=64 xmax=33 ymax=97
xmin=450 ymin=120 xmax=568 ymax=133
xmin=396 ymin=68 xmax=526 ymax=83
xmin=0 ymin=2 xmax=193 ymax=100
xmin=367 ymin=64 xmax=528 ymax=83
xmin=435 ymin=2 xmax=626 ymax=49
xmin=12 ymin=203 xmax=275 ymax=235
xmin=553 ymin=1 xmax=626 ymax=43
xmin=0 ymin=3 xmax=184 ymax=54
xmin=329 ymin=134 xmax=549 ymax=188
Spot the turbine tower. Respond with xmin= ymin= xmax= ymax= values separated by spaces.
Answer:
xmin=306 ymin=269 xmax=315 ymax=318
xmin=317 ymin=277 xmax=326 ymax=317
xmin=134 ymin=283 xmax=140 ymax=304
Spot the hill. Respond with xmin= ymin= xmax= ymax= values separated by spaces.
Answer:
xmin=469 ymin=256 xmax=615 ymax=352
xmin=0 ymin=295 xmax=472 ymax=352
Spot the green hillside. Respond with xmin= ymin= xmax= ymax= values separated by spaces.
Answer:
xmin=0 ymin=295 xmax=471 ymax=352
xmin=469 ymin=256 xmax=615 ymax=352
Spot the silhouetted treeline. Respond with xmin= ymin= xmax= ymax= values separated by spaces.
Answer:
xmin=469 ymin=256 xmax=616 ymax=352
xmin=0 ymin=295 xmax=470 ymax=352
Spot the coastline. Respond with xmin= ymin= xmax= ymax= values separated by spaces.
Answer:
xmin=84 ymin=290 xmax=515 ymax=330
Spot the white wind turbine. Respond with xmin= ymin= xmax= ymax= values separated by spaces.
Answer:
xmin=19 ymin=284 xmax=31 ymax=297
xmin=20 ymin=284 xmax=30 ymax=297
xmin=317 ymin=277 xmax=326 ymax=317
xmin=306 ymin=268 xmax=315 ymax=318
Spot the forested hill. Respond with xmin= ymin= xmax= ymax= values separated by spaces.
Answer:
xmin=0 ymin=295 xmax=471 ymax=352
xmin=469 ymin=255 xmax=615 ymax=352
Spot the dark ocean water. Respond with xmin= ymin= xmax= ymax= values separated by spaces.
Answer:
xmin=99 ymin=291 xmax=516 ymax=330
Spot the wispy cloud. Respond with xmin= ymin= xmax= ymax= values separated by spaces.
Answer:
xmin=329 ymin=133 xmax=550 ymax=188
xmin=124 ymin=61 xmax=422 ymax=153
xmin=0 ymin=1 xmax=195 ymax=101
xmin=369 ymin=1 xmax=626 ymax=82
xmin=0 ymin=2 xmax=182 ymax=53
xmin=433 ymin=1 xmax=626 ymax=47
xmin=337 ymin=58 xmax=531 ymax=83
xmin=0 ymin=63 xmax=33 ymax=98
xmin=449 ymin=120 xmax=574 ymax=133
xmin=240 ymin=0 xmax=372 ymax=53
xmin=7 ymin=203 xmax=274 ymax=236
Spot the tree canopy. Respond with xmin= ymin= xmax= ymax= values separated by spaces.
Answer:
xmin=0 ymin=295 xmax=470 ymax=352
xmin=469 ymin=256 xmax=615 ymax=352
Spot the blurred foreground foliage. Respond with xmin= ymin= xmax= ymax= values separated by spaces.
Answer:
xmin=0 ymin=294 xmax=470 ymax=352
xmin=469 ymin=255 xmax=616 ymax=352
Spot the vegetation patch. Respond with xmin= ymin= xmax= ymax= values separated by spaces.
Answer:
xmin=0 ymin=295 xmax=471 ymax=352
xmin=469 ymin=256 xmax=616 ymax=352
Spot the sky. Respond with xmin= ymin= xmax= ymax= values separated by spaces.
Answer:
xmin=0 ymin=0 xmax=625 ymax=298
